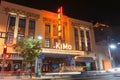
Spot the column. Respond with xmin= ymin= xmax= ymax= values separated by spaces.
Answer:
xmin=25 ymin=17 xmax=29 ymax=38
xmin=84 ymin=27 xmax=88 ymax=51
xmin=13 ymin=14 xmax=19 ymax=44
xmin=78 ymin=27 xmax=82 ymax=50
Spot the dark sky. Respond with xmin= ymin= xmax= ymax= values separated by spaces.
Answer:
xmin=5 ymin=0 xmax=120 ymax=41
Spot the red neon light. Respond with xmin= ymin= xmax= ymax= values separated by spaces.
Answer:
xmin=57 ymin=6 xmax=63 ymax=13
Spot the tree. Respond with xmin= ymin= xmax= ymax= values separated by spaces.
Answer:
xmin=14 ymin=38 xmax=42 ymax=78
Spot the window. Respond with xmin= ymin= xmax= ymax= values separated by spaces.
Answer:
xmin=45 ymin=38 xmax=51 ymax=48
xmin=29 ymin=19 xmax=35 ymax=29
xmin=80 ymin=30 xmax=84 ymax=41
xmin=53 ymin=25 xmax=58 ymax=36
xmin=74 ymin=28 xmax=79 ymax=50
xmin=8 ymin=16 xmax=16 ymax=33
xmin=19 ymin=18 xmax=26 ymax=28
xmin=29 ymin=19 xmax=35 ymax=38
xmin=86 ymin=31 xmax=90 ymax=40
xmin=9 ymin=16 xmax=16 ymax=27
xmin=6 ymin=33 xmax=14 ymax=44
xmin=54 ymin=39 xmax=58 ymax=47
xmin=81 ymin=42 xmax=85 ymax=51
xmin=17 ymin=34 xmax=24 ymax=42
xmin=87 ymin=42 xmax=91 ymax=51
xmin=74 ymin=28 xmax=78 ymax=36
xmin=80 ymin=30 xmax=84 ymax=37
xmin=7 ymin=15 xmax=16 ymax=43
xmin=18 ymin=17 xmax=26 ymax=34
xmin=75 ymin=41 xmax=79 ymax=50
xmin=45 ymin=24 xmax=50 ymax=33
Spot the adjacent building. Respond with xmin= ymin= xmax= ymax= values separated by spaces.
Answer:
xmin=0 ymin=1 xmax=96 ymax=72
xmin=94 ymin=23 xmax=113 ymax=70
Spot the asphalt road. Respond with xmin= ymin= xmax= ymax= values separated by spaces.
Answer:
xmin=0 ymin=72 xmax=120 ymax=80
xmin=55 ymin=73 xmax=120 ymax=80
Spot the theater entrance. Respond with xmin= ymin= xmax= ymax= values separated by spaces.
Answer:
xmin=42 ymin=57 xmax=68 ymax=72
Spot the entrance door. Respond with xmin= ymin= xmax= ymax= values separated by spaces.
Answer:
xmin=102 ymin=59 xmax=111 ymax=70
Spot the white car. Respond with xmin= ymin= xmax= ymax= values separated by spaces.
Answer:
xmin=108 ymin=68 xmax=120 ymax=73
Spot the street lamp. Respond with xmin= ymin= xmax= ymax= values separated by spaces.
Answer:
xmin=38 ymin=36 xmax=42 ymax=40
xmin=108 ymin=44 xmax=117 ymax=68
xmin=35 ymin=36 xmax=42 ymax=77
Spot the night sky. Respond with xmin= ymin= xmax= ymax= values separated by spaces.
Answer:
xmin=5 ymin=0 xmax=120 ymax=41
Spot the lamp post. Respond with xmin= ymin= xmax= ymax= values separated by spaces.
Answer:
xmin=108 ymin=44 xmax=116 ymax=68
xmin=35 ymin=36 xmax=42 ymax=77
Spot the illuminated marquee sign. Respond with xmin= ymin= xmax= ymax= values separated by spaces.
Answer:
xmin=57 ymin=6 xmax=63 ymax=39
xmin=55 ymin=42 xmax=72 ymax=50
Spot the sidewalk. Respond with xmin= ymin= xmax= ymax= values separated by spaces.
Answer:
xmin=0 ymin=72 xmax=81 ymax=80
xmin=0 ymin=75 xmax=66 ymax=80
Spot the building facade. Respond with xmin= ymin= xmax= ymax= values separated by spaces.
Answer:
xmin=94 ymin=23 xmax=113 ymax=70
xmin=0 ymin=1 xmax=96 ymax=72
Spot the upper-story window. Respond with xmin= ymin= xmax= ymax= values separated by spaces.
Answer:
xmin=74 ymin=28 xmax=78 ymax=36
xmin=45 ymin=24 xmax=51 ymax=34
xmin=87 ymin=42 xmax=91 ymax=51
xmin=80 ymin=30 xmax=84 ymax=37
xmin=18 ymin=17 xmax=26 ymax=35
xmin=8 ymin=15 xmax=16 ymax=33
xmin=17 ymin=34 xmax=24 ymax=42
xmin=80 ymin=30 xmax=84 ymax=41
xmin=75 ymin=41 xmax=79 ymax=50
xmin=81 ymin=42 xmax=85 ymax=51
xmin=45 ymin=38 xmax=51 ymax=48
xmin=53 ymin=25 xmax=58 ymax=36
xmin=74 ymin=28 xmax=79 ymax=50
xmin=6 ymin=32 xmax=14 ymax=44
xmin=9 ymin=16 xmax=16 ymax=27
xmin=28 ymin=19 xmax=35 ymax=38
xmin=19 ymin=17 xmax=26 ymax=28
xmin=54 ymin=38 xmax=58 ymax=47
xmin=86 ymin=31 xmax=90 ymax=40
xmin=7 ymin=15 xmax=16 ymax=44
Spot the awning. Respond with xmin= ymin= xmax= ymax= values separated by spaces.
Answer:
xmin=75 ymin=56 xmax=95 ymax=62
xmin=42 ymin=48 xmax=84 ymax=56
xmin=42 ymin=53 xmax=74 ymax=58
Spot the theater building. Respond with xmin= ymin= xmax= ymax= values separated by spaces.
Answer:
xmin=0 ymin=1 xmax=96 ymax=72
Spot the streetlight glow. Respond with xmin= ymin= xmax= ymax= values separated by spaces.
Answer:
xmin=109 ymin=44 xmax=117 ymax=49
xmin=108 ymin=44 xmax=117 ymax=68
xmin=38 ymin=36 xmax=42 ymax=40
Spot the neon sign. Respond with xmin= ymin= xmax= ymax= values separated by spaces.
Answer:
xmin=55 ymin=42 xmax=72 ymax=50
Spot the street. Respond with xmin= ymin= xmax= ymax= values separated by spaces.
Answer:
xmin=61 ymin=74 xmax=120 ymax=80
xmin=0 ymin=72 xmax=120 ymax=80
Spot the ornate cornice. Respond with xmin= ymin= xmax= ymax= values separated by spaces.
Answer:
xmin=72 ymin=22 xmax=90 ymax=30
xmin=3 ymin=7 xmax=40 ymax=19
